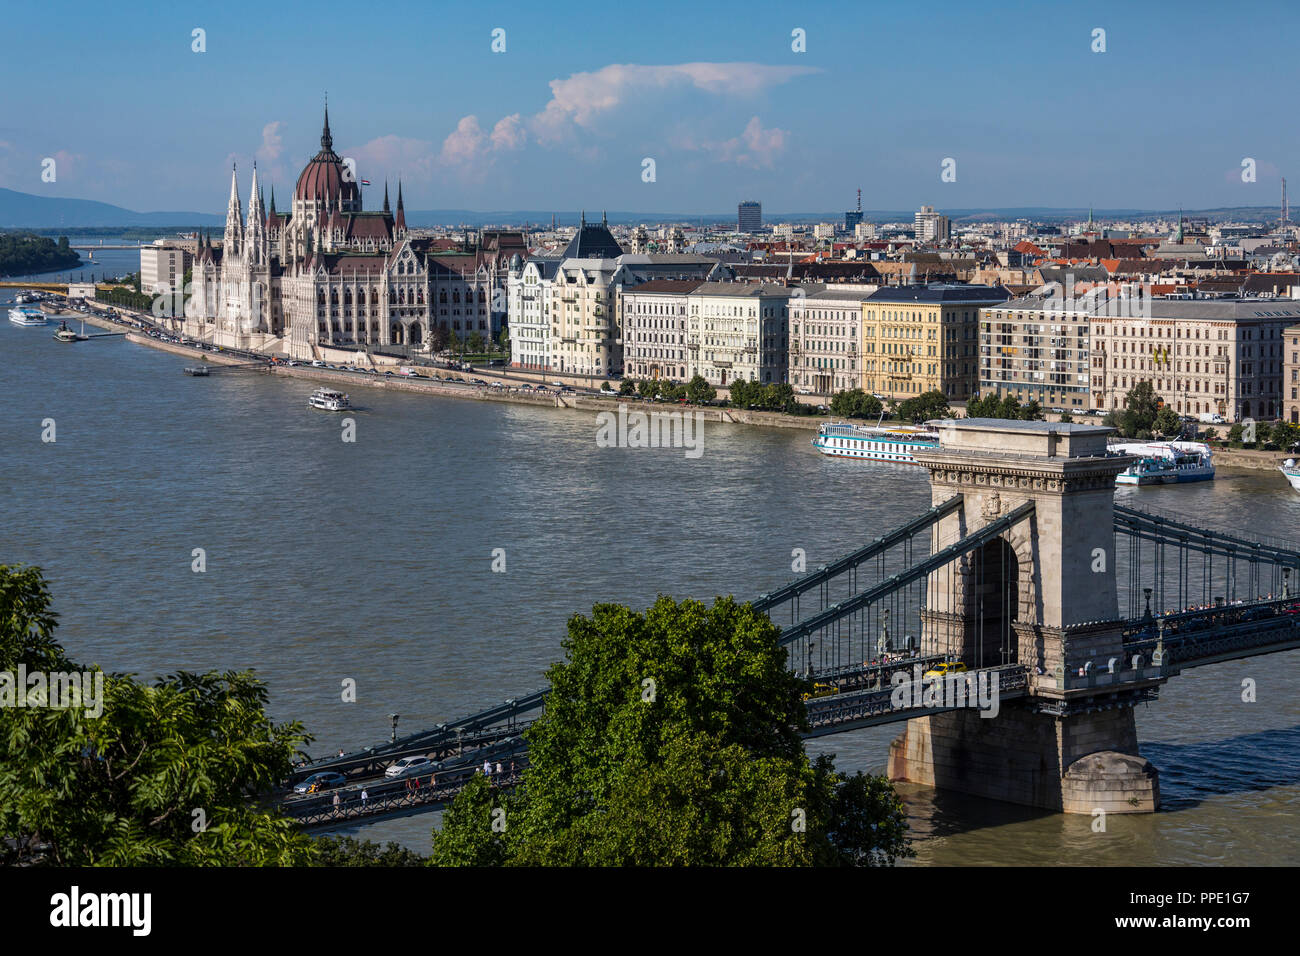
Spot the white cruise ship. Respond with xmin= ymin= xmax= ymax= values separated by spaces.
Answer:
xmin=812 ymin=422 xmax=940 ymax=464
xmin=308 ymin=387 xmax=350 ymax=411
xmin=1279 ymin=459 xmax=1300 ymax=493
xmin=8 ymin=306 xmax=48 ymax=326
xmin=1113 ymin=441 xmax=1214 ymax=484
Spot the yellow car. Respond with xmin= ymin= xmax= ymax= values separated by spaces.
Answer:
xmin=801 ymin=682 xmax=839 ymax=701
xmin=923 ymin=661 xmax=969 ymax=679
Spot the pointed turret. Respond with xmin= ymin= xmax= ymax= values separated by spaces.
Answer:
xmin=395 ymin=180 xmax=406 ymax=234
xmin=321 ymin=97 xmax=333 ymax=150
xmin=246 ymin=162 xmax=266 ymax=264
xmin=383 ymin=181 xmax=390 ymax=214
xmin=224 ymin=163 xmax=243 ymax=257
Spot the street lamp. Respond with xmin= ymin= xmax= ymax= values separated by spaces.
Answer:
xmin=389 ymin=713 xmax=400 ymax=743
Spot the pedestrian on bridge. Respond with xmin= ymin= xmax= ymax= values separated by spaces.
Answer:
xmin=332 ymin=792 xmax=340 ymax=815
xmin=483 ymin=758 xmax=492 ymax=776
xmin=361 ymin=788 xmax=369 ymax=809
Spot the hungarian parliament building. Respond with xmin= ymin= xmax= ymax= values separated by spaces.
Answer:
xmin=185 ymin=107 xmax=518 ymax=359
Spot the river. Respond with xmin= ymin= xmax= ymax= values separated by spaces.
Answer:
xmin=1 ymin=295 xmax=1297 ymax=865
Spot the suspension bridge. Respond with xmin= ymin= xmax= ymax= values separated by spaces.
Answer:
xmin=280 ymin=419 xmax=1300 ymax=829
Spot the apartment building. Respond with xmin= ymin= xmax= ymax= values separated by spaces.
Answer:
xmin=687 ymin=283 xmax=790 ymax=387
xmin=621 ymin=280 xmax=705 ymax=381
xmin=1090 ymin=300 xmax=1297 ymax=422
xmin=1285 ymin=323 xmax=1300 ymax=424
xmin=979 ymin=297 xmax=1093 ymax=410
xmin=863 ymin=284 xmax=1007 ymax=402
xmin=140 ymin=243 xmax=191 ymax=295
xmin=789 ymin=284 xmax=878 ymax=395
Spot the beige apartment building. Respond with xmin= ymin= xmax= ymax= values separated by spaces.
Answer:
xmin=687 ymin=283 xmax=790 ymax=387
xmin=863 ymin=284 xmax=1007 ymax=402
xmin=1090 ymin=300 xmax=1296 ymax=422
xmin=789 ymin=283 xmax=877 ymax=395
xmin=1285 ymin=323 xmax=1300 ymax=423
xmin=621 ymin=280 xmax=705 ymax=381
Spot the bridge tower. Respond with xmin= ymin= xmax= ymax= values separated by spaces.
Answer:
xmin=887 ymin=419 xmax=1161 ymax=813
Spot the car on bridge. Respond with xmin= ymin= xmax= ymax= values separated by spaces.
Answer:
xmin=923 ymin=661 xmax=969 ymax=679
xmin=385 ymin=755 xmax=434 ymax=778
xmin=293 ymin=771 xmax=347 ymax=794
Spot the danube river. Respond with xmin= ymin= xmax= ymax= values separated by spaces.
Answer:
xmin=2 ymin=300 xmax=1298 ymax=865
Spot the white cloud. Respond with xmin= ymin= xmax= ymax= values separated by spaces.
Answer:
xmin=258 ymin=121 xmax=284 ymax=162
xmin=440 ymin=116 xmax=486 ymax=166
xmin=438 ymin=61 xmax=817 ymax=169
xmin=685 ymin=116 xmax=790 ymax=168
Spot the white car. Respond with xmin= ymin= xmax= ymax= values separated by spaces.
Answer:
xmin=311 ymin=360 xmax=324 ymax=367
xmin=385 ymin=755 xmax=433 ymax=778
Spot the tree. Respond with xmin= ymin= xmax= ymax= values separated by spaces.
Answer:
xmin=1115 ymin=380 xmax=1161 ymax=437
xmin=430 ymin=596 xmax=913 ymax=866
xmin=619 ymin=379 xmax=637 ymax=397
xmin=637 ymin=378 xmax=661 ymax=400
xmin=896 ymin=390 xmax=950 ymax=423
xmin=764 ymin=382 xmax=796 ymax=412
xmin=830 ymin=388 xmax=882 ymax=420
xmin=448 ymin=330 xmax=461 ymax=356
xmin=497 ymin=328 xmax=510 ymax=354
xmin=686 ymin=375 xmax=717 ymax=405
xmin=467 ymin=330 xmax=485 ymax=354
xmin=0 ymin=565 xmax=317 ymax=866
xmin=429 ymin=325 xmax=450 ymax=354
xmin=1153 ymin=406 xmax=1182 ymax=438
xmin=1057 ymin=410 xmax=1074 ymax=423
xmin=1020 ymin=400 xmax=1044 ymax=421
xmin=314 ymin=835 xmax=426 ymax=866
xmin=995 ymin=395 xmax=1022 ymax=420
xmin=965 ymin=392 xmax=998 ymax=418
xmin=729 ymin=379 xmax=754 ymax=409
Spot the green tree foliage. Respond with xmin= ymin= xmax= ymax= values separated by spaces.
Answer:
xmin=429 ymin=325 xmax=450 ymax=353
xmin=1057 ymin=410 xmax=1074 ymax=423
xmin=0 ymin=232 xmax=81 ymax=277
xmin=1020 ymin=399 xmax=1044 ymax=421
xmin=618 ymin=379 xmax=637 ymax=396
xmin=829 ymin=388 xmax=883 ymax=420
xmin=0 ymin=565 xmax=317 ymax=866
xmin=1112 ymin=380 xmax=1165 ymax=438
xmin=729 ymin=380 xmax=797 ymax=413
xmin=686 ymin=374 xmax=717 ymax=405
xmin=467 ymin=331 xmax=485 ymax=354
xmin=430 ymin=596 xmax=913 ymax=866
xmin=637 ymin=378 xmax=661 ymax=399
xmin=95 ymin=286 xmax=154 ymax=312
xmin=1153 ymin=406 xmax=1183 ymax=438
xmin=896 ymin=389 xmax=951 ymax=423
xmin=314 ymin=835 xmax=427 ymax=866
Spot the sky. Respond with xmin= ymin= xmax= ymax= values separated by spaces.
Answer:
xmin=1 ymin=0 xmax=1297 ymax=217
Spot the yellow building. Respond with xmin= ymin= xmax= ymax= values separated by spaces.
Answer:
xmin=861 ymin=284 xmax=1008 ymax=402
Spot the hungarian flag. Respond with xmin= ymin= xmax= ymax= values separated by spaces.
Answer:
xmin=360 ymin=179 xmax=371 ymax=186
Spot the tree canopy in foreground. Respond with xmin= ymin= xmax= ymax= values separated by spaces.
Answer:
xmin=429 ymin=596 xmax=913 ymax=866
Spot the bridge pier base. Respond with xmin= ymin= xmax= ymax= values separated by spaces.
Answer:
xmin=887 ymin=704 xmax=1159 ymax=814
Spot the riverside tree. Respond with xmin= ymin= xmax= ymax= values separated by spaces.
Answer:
xmin=0 ymin=564 xmax=317 ymax=866
xmin=428 ymin=596 xmax=913 ymax=866
xmin=829 ymin=388 xmax=883 ymax=420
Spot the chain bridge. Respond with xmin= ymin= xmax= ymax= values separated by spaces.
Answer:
xmin=280 ymin=419 xmax=1300 ymax=829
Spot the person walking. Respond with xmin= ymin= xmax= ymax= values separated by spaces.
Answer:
xmin=483 ymin=758 xmax=492 ymax=776
xmin=332 ymin=791 xmax=340 ymax=815
xmin=360 ymin=787 xmax=369 ymax=809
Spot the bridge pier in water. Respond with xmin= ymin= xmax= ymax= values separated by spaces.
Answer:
xmin=887 ymin=420 xmax=1161 ymax=813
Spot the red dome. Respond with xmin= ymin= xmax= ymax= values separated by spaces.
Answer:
xmin=295 ymin=149 xmax=360 ymax=204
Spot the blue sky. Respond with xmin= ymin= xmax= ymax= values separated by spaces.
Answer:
xmin=1 ymin=0 xmax=1296 ymax=216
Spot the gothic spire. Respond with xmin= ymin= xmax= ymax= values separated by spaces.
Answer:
xmin=383 ymin=180 xmax=390 ymax=214
xmin=321 ymin=96 xmax=333 ymax=151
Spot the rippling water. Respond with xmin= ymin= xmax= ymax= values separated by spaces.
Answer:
xmin=2 ymin=297 xmax=1297 ymax=865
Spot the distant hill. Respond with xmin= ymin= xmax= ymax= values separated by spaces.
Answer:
xmin=0 ymin=188 xmax=223 ymax=229
xmin=1 ymin=186 xmax=1285 ymax=229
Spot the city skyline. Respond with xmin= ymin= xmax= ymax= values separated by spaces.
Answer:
xmin=2 ymin=0 xmax=1298 ymax=216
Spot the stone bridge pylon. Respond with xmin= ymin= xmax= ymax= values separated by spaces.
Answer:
xmin=887 ymin=419 xmax=1161 ymax=813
